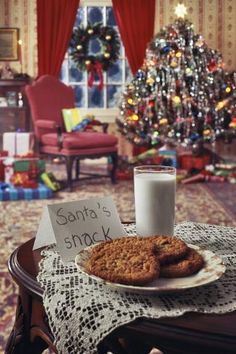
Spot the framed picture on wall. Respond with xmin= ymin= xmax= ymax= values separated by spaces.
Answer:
xmin=0 ymin=28 xmax=19 ymax=61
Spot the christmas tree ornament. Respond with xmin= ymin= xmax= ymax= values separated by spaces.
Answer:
xmin=87 ymin=28 xmax=94 ymax=35
xmin=174 ymin=3 xmax=188 ymax=19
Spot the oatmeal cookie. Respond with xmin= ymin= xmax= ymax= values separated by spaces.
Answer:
xmin=160 ymin=247 xmax=205 ymax=278
xmin=148 ymin=235 xmax=189 ymax=265
xmin=86 ymin=237 xmax=160 ymax=285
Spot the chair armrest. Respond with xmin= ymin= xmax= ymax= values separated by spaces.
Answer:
xmin=35 ymin=119 xmax=59 ymax=130
xmin=35 ymin=120 xmax=63 ymax=149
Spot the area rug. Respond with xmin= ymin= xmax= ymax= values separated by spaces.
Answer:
xmin=0 ymin=174 xmax=236 ymax=352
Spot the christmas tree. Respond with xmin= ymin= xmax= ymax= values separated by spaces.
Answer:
xmin=116 ymin=16 xmax=236 ymax=150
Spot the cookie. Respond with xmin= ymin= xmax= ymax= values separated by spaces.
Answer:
xmin=160 ymin=247 xmax=205 ymax=278
xmin=86 ymin=237 xmax=160 ymax=286
xmin=148 ymin=235 xmax=189 ymax=265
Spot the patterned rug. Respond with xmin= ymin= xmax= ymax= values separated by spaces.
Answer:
xmin=0 ymin=171 xmax=236 ymax=352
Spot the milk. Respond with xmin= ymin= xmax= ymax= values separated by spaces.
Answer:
xmin=134 ymin=172 xmax=176 ymax=236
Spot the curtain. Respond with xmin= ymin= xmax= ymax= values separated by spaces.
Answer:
xmin=37 ymin=0 xmax=80 ymax=77
xmin=112 ymin=0 xmax=155 ymax=75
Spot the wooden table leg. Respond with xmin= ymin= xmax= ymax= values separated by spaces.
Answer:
xmin=5 ymin=287 xmax=49 ymax=354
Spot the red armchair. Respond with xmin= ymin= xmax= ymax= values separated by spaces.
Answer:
xmin=25 ymin=75 xmax=118 ymax=190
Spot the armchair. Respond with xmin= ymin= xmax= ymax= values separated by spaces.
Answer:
xmin=25 ymin=75 xmax=118 ymax=190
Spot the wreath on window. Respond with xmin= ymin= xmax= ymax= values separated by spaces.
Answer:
xmin=70 ymin=23 xmax=120 ymax=90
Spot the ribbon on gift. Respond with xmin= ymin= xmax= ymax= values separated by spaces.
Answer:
xmin=87 ymin=62 xmax=104 ymax=90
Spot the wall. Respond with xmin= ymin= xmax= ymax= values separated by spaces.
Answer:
xmin=0 ymin=0 xmax=235 ymax=76
xmin=0 ymin=0 xmax=37 ymax=78
xmin=154 ymin=0 xmax=236 ymax=71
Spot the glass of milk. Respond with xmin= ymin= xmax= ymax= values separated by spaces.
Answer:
xmin=134 ymin=165 xmax=176 ymax=236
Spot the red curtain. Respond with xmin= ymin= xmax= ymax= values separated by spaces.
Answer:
xmin=37 ymin=0 xmax=80 ymax=77
xmin=112 ymin=0 xmax=155 ymax=75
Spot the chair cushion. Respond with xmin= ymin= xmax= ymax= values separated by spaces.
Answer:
xmin=41 ymin=132 xmax=118 ymax=150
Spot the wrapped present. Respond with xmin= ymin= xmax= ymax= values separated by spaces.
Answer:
xmin=3 ymin=132 xmax=34 ymax=156
xmin=129 ymin=148 xmax=158 ymax=164
xmin=205 ymin=175 xmax=226 ymax=183
xmin=0 ymin=150 xmax=8 ymax=181
xmin=179 ymin=153 xmax=211 ymax=171
xmin=62 ymin=108 xmax=82 ymax=132
xmin=72 ymin=118 xmax=93 ymax=132
xmin=10 ymin=172 xmax=38 ymax=188
xmin=0 ymin=183 xmax=53 ymax=201
xmin=132 ymin=145 xmax=148 ymax=157
xmin=181 ymin=173 xmax=206 ymax=184
xmin=215 ymin=163 xmax=236 ymax=171
xmin=40 ymin=172 xmax=61 ymax=191
xmin=158 ymin=147 xmax=178 ymax=168
xmin=176 ymin=169 xmax=188 ymax=183
xmin=3 ymin=158 xmax=15 ymax=183
xmin=14 ymin=159 xmax=45 ymax=174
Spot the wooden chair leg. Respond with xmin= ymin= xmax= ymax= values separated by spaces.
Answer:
xmin=65 ymin=156 xmax=75 ymax=191
xmin=75 ymin=159 xmax=80 ymax=180
xmin=110 ymin=151 xmax=118 ymax=184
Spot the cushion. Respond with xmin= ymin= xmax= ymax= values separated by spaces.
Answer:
xmin=62 ymin=108 xmax=82 ymax=132
xmin=41 ymin=132 xmax=118 ymax=150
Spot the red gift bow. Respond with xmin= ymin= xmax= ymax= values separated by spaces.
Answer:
xmin=87 ymin=62 xmax=104 ymax=90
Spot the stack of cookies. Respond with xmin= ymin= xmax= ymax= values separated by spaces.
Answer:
xmin=85 ymin=236 xmax=205 ymax=286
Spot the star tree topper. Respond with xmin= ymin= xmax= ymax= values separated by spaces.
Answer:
xmin=174 ymin=3 xmax=188 ymax=18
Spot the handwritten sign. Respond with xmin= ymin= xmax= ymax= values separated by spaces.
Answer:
xmin=33 ymin=196 xmax=126 ymax=262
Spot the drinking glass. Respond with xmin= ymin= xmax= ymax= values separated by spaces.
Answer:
xmin=134 ymin=165 xmax=176 ymax=236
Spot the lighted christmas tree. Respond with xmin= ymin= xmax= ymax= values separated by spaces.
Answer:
xmin=116 ymin=9 xmax=236 ymax=150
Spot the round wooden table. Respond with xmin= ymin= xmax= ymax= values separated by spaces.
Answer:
xmin=5 ymin=238 xmax=236 ymax=354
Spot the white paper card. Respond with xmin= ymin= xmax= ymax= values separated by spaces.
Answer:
xmin=33 ymin=196 xmax=126 ymax=262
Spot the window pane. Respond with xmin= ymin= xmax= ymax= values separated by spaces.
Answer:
xmin=88 ymin=38 xmax=102 ymax=55
xmin=60 ymin=60 xmax=67 ymax=81
xmin=107 ymin=60 xmax=122 ymax=83
xmin=88 ymin=86 xmax=104 ymax=107
xmin=107 ymin=85 xmax=122 ymax=108
xmin=75 ymin=8 xmax=84 ymax=27
xmin=69 ymin=61 xmax=85 ymax=82
xmin=106 ymin=7 xmax=116 ymax=26
xmin=125 ymin=61 xmax=133 ymax=81
xmin=72 ymin=86 xmax=85 ymax=107
xmin=87 ymin=7 xmax=103 ymax=24
xmin=61 ymin=5 xmax=131 ymax=110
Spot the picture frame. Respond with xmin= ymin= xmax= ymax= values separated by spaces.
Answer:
xmin=0 ymin=28 xmax=19 ymax=61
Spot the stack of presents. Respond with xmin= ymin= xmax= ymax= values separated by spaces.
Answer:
xmin=115 ymin=146 xmax=236 ymax=184
xmin=0 ymin=132 xmax=60 ymax=201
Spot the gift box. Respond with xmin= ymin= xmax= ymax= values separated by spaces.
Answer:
xmin=62 ymin=108 xmax=82 ymax=132
xmin=158 ymin=148 xmax=178 ymax=168
xmin=14 ymin=159 xmax=45 ymax=174
xmin=10 ymin=171 xmax=39 ymax=188
xmin=4 ymin=158 xmax=15 ymax=183
xmin=0 ymin=150 xmax=8 ymax=181
xmin=3 ymin=132 xmax=34 ymax=156
xmin=179 ymin=153 xmax=211 ymax=170
xmin=40 ymin=172 xmax=61 ymax=191
xmin=0 ymin=183 xmax=53 ymax=201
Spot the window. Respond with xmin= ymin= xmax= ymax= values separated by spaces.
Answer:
xmin=60 ymin=1 xmax=132 ymax=120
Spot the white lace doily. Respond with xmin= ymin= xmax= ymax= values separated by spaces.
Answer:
xmin=37 ymin=222 xmax=236 ymax=354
